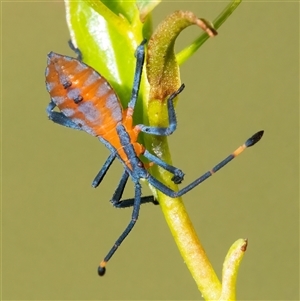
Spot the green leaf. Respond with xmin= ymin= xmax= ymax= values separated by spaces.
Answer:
xmin=99 ymin=0 xmax=138 ymax=24
xmin=136 ymin=0 xmax=161 ymax=22
xmin=65 ymin=0 xmax=146 ymax=110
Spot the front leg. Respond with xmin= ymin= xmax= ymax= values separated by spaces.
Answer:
xmin=136 ymin=84 xmax=185 ymax=136
xmin=143 ymin=150 xmax=184 ymax=184
xmin=46 ymin=100 xmax=82 ymax=130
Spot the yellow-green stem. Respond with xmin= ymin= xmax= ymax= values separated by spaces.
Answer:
xmin=149 ymin=1 xmax=243 ymax=299
xmin=159 ymin=192 xmax=222 ymax=300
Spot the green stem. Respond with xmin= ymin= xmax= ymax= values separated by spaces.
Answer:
xmin=149 ymin=1 xmax=243 ymax=299
xmin=177 ymin=0 xmax=242 ymax=65
xmin=158 ymin=191 xmax=222 ymax=300
xmin=219 ymin=239 xmax=248 ymax=301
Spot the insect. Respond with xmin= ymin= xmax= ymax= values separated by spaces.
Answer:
xmin=45 ymin=39 xmax=264 ymax=276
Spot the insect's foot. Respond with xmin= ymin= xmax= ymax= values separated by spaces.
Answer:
xmin=171 ymin=169 xmax=185 ymax=184
xmin=152 ymin=199 xmax=160 ymax=205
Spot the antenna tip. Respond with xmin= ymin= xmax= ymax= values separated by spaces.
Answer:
xmin=245 ymin=130 xmax=264 ymax=147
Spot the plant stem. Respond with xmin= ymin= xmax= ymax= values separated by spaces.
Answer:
xmin=155 ymin=1 xmax=243 ymax=299
xmin=177 ymin=0 xmax=242 ymax=65
xmin=158 ymin=192 xmax=222 ymax=300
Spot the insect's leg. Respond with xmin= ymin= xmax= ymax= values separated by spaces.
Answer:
xmin=127 ymin=39 xmax=147 ymax=113
xmin=98 ymin=181 xmax=143 ymax=276
xmin=92 ymin=137 xmax=154 ymax=206
xmin=109 ymin=170 xmax=129 ymax=206
xmin=136 ymin=84 xmax=185 ymax=136
xmin=92 ymin=153 xmax=116 ymax=188
xmin=110 ymin=170 xmax=158 ymax=208
xmin=46 ymin=100 xmax=82 ymax=130
xmin=147 ymin=131 xmax=264 ymax=198
xmin=143 ymin=150 xmax=184 ymax=184
xmin=117 ymin=195 xmax=159 ymax=208
xmin=68 ymin=40 xmax=83 ymax=61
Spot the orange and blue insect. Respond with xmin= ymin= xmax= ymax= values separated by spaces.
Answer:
xmin=45 ymin=40 xmax=264 ymax=276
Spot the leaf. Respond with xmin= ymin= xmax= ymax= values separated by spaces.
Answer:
xmin=136 ymin=0 xmax=161 ymax=22
xmin=64 ymin=0 xmax=145 ymax=109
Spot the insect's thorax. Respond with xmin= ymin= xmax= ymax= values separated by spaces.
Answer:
xmin=103 ymin=117 xmax=145 ymax=171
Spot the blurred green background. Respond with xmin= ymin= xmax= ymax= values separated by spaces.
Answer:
xmin=2 ymin=1 xmax=298 ymax=300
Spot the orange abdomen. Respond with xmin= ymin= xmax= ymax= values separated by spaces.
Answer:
xmin=46 ymin=52 xmax=123 ymax=137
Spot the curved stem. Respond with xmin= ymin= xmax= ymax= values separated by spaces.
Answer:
xmin=177 ymin=0 xmax=242 ymax=65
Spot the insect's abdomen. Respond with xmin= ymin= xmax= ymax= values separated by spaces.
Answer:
xmin=45 ymin=52 xmax=123 ymax=137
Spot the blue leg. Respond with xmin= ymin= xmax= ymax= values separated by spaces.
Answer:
xmin=117 ymin=196 xmax=158 ymax=208
xmin=110 ymin=170 xmax=158 ymax=208
xmin=127 ymin=39 xmax=147 ymax=111
xmin=98 ymin=181 xmax=143 ymax=276
xmin=126 ymin=39 xmax=183 ymax=137
xmin=143 ymin=150 xmax=184 ymax=184
xmin=92 ymin=137 xmax=156 ymax=205
xmin=109 ymin=170 xmax=129 ymax=206
xmin=147 ymin=131 xmax=264 ymax=197
xmin=136 ymin=84 xmax=185 ymax=136
xmin=68 ymin=40 xmax=83 ymax=61
xmin=46 ymin=100 xmax=82 ymax=130
xmin=92 ymin=153 xmax=116 ymax=188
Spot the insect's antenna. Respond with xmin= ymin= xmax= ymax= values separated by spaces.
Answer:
xmin=127 ymin=39 xmax=147 ymax=114
xmin=210 ymin=130 xmax=264 ymax=173
xmin=181 ymin=130 xmax=264 ymax=195
xmin=147 ymin=131 xmax=264 ymax=198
